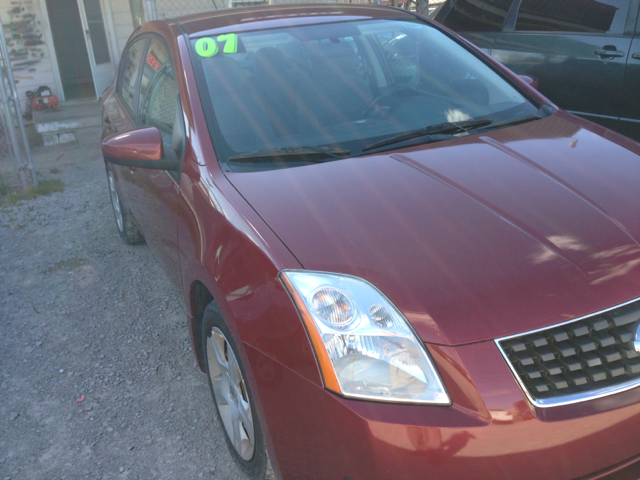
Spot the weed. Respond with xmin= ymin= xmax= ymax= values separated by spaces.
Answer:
xmin=49 ymin=168 xmax=61 ymax=174
xmin=0 ymin=178 xmax=64 ymax=205
xmin=42 ymin=256 xmax=88 ymax=274
xmin=0 ymin=180 xmax=11 ymax=196
xmin=36 ymin=179 xmax=64 ymax=196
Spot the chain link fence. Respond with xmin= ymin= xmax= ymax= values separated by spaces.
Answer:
xmin=144 ymin=0 xmax=445 ymax=20
xmin=0 ymin=13 xmax=36 ymax=192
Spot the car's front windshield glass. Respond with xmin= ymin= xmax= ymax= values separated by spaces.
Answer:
xmin=191 ymin=17 xmax=540 ymax=171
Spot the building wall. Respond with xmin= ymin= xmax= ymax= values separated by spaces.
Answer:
xmin=0 ymin=0 xmax=59 ymax=102
xmin=0 ymin=0 xmax=136 ymax=102
xmin=153 ymin=0 xmax=216 ymax=18
xmin=109 ymin=0 xmax=136 ymax=58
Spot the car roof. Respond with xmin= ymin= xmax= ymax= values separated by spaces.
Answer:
xmin=171 ymin=3 xmax=416 ymax=35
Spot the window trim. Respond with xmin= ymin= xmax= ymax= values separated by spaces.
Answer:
xmin=116 ymin=35 xmax=151 ymax=120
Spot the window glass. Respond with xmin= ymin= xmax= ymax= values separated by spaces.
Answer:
xmin=443 ymin=0 xmax=513 ymax=32
xmin=119 ymin=38 xmax=147 ymax=115
xmin=379 ymin=31 xmax=420 ymax=85
xmin=83 ymin=0 xmax=110 ymax=64
xmin=139 ymin=38 xmax=177 ymax=147
xmin=191 ymin=18 xmax=539 ymax=172
xmin=515 ymin=0 xmax=630 ymax=33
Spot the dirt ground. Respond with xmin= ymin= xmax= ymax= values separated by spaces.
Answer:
xmin=0 ymin=125 xmax=261 ymax=479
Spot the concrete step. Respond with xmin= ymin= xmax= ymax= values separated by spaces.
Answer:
xmin=33 ymin=100 xmax=101 ymax=146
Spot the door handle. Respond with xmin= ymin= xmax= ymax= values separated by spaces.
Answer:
xmin=594 ymin=49 xmax=625 ymax=58
xmin=632 ymin=53 xmax=640 ymax=60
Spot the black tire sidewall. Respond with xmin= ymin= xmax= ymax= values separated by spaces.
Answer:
xmin=201 ymin=302 xmax=268 ymax=479
xmin=105 ymin=164 xmax=144 ymax=245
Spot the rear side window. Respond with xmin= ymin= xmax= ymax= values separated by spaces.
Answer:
xmin=139 ymin=37 xmax=177 ymax=134
xmin=515 ymin=0 xmax=630 ymax=34
xmin=118 ymin=38 xmax=147 ymax=115
xmin=443 ymin=0 xmax=513 ymax=32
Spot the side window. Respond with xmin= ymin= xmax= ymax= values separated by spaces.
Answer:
xmin=515 ymin=0 xmax=630 ymax=34
xmin=118 ymin=38 xmax=147 ymax=115
xmin=443 ymin=0 xmax=514 ymax=32
xmin=139 ymin=37 xmax=178 ymax=142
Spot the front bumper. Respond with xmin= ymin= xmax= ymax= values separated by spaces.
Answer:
xmin=245 ymin=339 xmax=640 ymax=480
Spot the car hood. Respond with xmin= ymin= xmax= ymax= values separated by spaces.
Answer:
xmin=226 ymin=113 xmax=640 ymax=345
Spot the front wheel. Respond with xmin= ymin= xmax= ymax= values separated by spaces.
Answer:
xmin=202 ymin=302 xmax=268 ymax=479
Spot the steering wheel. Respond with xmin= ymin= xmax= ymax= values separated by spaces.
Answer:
xmin=360 ymin=85 xmax=421 ymax=119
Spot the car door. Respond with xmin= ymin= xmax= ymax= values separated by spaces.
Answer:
xmin=121 ymin=35 xmax=185 ymax=290
xmin=619 ymin=14 xmax=640 ymax=140
xmin=492 ymin=0 xmax=634 ymax=131
xmin=103 ymin=36 xmax=149 ymax=211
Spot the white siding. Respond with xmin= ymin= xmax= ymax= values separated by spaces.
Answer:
xmin=0 ymin=0 xmax=59 ymax=102
xmin=154 ymin=0 xmax=216 ymax=18
xmin=108 ymin=0 xmax=135 ymax=56
xmin=0 ymin=0 xmax=135 ymax=103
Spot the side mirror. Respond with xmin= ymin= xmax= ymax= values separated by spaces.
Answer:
xmin=518 ymin=74 xmax=539 ymax=90
xmin=102 ymin=126 xmax=179 ymax=170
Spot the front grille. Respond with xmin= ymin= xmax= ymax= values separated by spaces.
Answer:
xmin=497 ymin=300 xmax=640 ymax=403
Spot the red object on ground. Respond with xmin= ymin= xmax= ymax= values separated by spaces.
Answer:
xmin=75 ymin=395 xmax=85 ymax=403
xmin=31 ymin=95 xmax=58 ymax=111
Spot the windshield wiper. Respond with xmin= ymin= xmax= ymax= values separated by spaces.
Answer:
xmin=472 ymin=104 xmax=556 ymax=133
xmin=229 ymin=146 xmax=351 ymax=163
xmin=361 ymin=119 xmax=492 ymax=153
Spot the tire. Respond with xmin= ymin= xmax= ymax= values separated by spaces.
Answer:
xmin=106 ymin=165 xmax=145 ymax=245
xmin=202 ymin=302 xmax=268 ymax=479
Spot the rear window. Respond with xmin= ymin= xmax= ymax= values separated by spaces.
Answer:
xmin=515 ymin=0 xmax=630 ymax=34
xmin=443 ymin=0 xmax=513 ymax=32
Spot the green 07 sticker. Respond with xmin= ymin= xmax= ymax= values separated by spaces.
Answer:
xmin=195 ymin=33 xmax=239 ymax=57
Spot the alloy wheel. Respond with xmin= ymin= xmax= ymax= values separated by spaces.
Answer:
xmin=108 ymin=171 xmax=124 ymax=233
xmin=206 ymin=327 xmax=256 ymax=461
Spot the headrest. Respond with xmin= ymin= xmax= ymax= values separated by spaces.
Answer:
xmin=301 ymin=42 xmax=356 ymax=79
xmin=301 ymin=41 xmax=355 ymax=59
xmin=202 ymin=56 xmax=247 ymax=96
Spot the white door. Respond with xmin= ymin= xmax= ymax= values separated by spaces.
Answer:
xmin=77 ymin=0 xmax=116 ymax=98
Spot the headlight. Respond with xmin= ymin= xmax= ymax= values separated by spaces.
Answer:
xmin=280 ymin=270 xmax=450 ymax=405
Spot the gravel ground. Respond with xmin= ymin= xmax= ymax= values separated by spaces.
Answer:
xmin=0 ymin=125 xmax=261 ymax=479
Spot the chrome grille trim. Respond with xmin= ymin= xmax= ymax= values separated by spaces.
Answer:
xmin=495 ymin=296 xmax=640 ymax=408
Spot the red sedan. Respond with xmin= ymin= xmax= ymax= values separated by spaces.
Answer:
xmin=101 ymin=4 xmax=640 ymax=479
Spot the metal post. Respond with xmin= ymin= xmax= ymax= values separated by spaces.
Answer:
xmin=145 ymin=0 xmax=156 ymax=21
xmin=417 ymin=0 xmax=429 ymax=15
xmin=0 ymin=14 xmax=37 ymax=188
xmin=0 ymin=59 xmax=22 ymax=168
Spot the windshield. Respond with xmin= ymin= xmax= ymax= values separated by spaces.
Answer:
xmin=191 ymin=18 xmax=540 ymax=171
